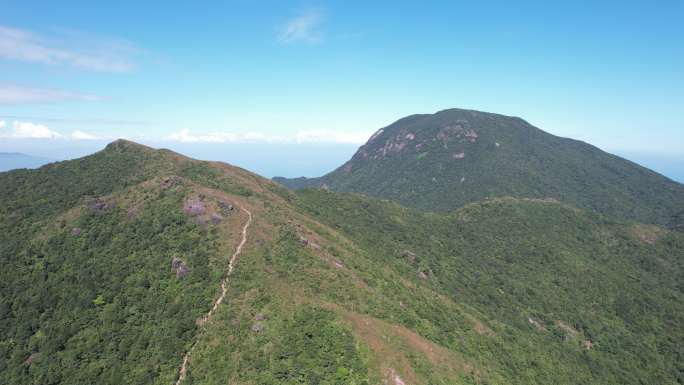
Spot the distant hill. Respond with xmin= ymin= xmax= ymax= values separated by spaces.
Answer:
xmin=274 ymin=108 xmax=684 ymax=227
xmin=0 ymin=152 xmax=53 ymax=172
xmin=2 ymin=139 xmax=683 ymax=384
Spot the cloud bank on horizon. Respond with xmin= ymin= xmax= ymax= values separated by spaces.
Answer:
xmin=0 ymin=120 xmax=373 ymax=145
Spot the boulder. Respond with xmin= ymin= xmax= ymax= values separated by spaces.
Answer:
xmin=217 ymin=200 xmax=234 ymax=212
xmin=401 ymin=250 xmax=417 ymax=264
xmin=251 ymin=321 xmax=265 ymax=333
xmin=171 ymin=257 xmax=190 ymax=278
xmin=160 ymin=177 xmax=177 ymax=190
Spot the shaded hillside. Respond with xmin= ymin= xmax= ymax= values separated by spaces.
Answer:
xmin=274 ymin=108 xmax=684 ymax=227
xmin=2 ymin=140 xmax=683 ymax=384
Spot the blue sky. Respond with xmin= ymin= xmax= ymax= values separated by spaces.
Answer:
xmin=0 ymin=0 xmax=682 ymax=179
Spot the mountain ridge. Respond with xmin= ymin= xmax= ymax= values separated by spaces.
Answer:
xmin=274 ymin=107 xmax=684 ymax=227
xmin=2 ymin=139 xmax=684 ymax=384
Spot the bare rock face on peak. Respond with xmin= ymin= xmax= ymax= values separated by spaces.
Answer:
xmin=274 ymin=108 xmax=684 ymax=227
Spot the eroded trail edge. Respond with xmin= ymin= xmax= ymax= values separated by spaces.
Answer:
xmin=174 ymin=205 xmax=253 ymax=385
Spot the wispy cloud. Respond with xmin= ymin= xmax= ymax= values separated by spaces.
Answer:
xmin=165 ymin=128 xmax=372 ymax=144
xmin=278 ymin=9 xmax=324 ymax=44
xmin=0 ymin=115 xmax=147 ymax=125
xmin=165 ymin=129 xmax=285 ymax=144
xmin=0 ymin=25 xmax=137 ymax=72
xmin=295 ymin=129 xmax=371 ymax=144
xmin=70 ymin=130 xmax=101 ymax=140
xmin=0 ymin=85 xmax=101 ymax=105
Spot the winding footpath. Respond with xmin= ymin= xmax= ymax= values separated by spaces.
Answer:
xmin=174 ymin=205 xmax=253 ymax=385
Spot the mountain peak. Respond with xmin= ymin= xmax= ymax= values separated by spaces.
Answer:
xmin=104 ymin=139 xmax=155 ymax=153
xmin=275 ymin=108 xmax=684 ymax=226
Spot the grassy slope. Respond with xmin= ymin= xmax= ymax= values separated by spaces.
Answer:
xmin=2 ymin=141 xmax=683 ymax=384
xmin=275 ymin=108 xmax=684 ymax=227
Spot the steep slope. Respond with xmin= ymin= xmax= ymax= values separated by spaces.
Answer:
xmin=2 ymin=140 xmax=683 ymax=385
xmin=0 ymin=140 xmax=492 ymax=384
xmin=274 ymin=108 xmax=684 ymax=227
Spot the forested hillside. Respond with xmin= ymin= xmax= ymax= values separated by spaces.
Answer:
xmin=2 ymin=140 xmax=683 ymax=384
xmin=275 ymin=108 xmax=684 ymax=227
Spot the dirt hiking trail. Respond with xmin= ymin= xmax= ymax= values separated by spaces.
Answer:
xmin=174 ymin=204 xmax=252 ymax=385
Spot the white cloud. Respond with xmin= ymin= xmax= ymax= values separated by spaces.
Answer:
xmin=71 ymin=130 xmax=100 ymax=140
xmin=295 ymin=129 xmax=371 ymax=144
xmin=278 ymin=9 xmax=324 ymax=44
xmin=0 ymin=25 xmax=136 ymax=72
xmin=0 ymin=120 xmax=5 ymax=129
xmin=0 ymin=120 xmax=63 ymax=139
xmin=165 ymin=128 xmax=284 ymax=143
xmin=165 ymin=128 xmax=372 ymax=144
xmin=0 ymin=85 xmax=101 ymax=104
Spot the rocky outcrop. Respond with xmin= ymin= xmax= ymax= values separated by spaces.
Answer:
xmin=171 ymin=257 xmax=190 ymax=278
xmin=251 ymin=321 xmax=265 ymax=333
xmin=401 ymin=250 xmax=417 ymax=264
xmin=86 ymin=197 xmax=112 ymax=213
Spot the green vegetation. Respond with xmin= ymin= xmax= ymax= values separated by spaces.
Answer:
xmin=0 ymin=167 xmax=225 ymax=383
xmin=292 ymin=189 xmax=684 ymax=384
xmin=2 ymin=139 xmax=683 ymax=384
xmin=274 ymin=108 xmax=684 ymax=227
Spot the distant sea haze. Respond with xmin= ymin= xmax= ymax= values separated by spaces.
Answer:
xmin=0 ymin=152 xmax=54 ymax=172
xmin=616 ymin=151 xmax=684 ymax=184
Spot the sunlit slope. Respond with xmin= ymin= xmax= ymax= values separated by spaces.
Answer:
xmin=1 ymin=140 xmax=683 ymax=384
xmin=275 ymin=108 xmax=684 ymax=227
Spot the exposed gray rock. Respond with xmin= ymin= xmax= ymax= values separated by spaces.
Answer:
xmin=251 ymin=321 xmax=265 ymax=333
xmin=171 ymin=257 xmax=190 ymax=278
xmin=71 ymin=227 xmax=81 ymax=236
xmin=217 ymin=200 xmax=234 ymax=212
xmin=402 ymin=250 xmax=417 ymax=264
xmin=86 ymin=197 xmax=110 ymax=212
xmin=160 ymin=177 xmax=177 ymax=190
